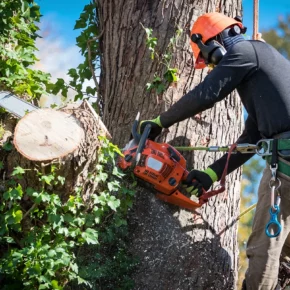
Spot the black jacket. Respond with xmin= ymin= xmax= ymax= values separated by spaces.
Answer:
xmin=160 ymin=40 xmax=290 ymax=179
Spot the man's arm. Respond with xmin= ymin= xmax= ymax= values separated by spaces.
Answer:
xmin=209 ymin=116 xmax=261 ymax=179
xmin=160 ymin=41 xmax=258 ymax=128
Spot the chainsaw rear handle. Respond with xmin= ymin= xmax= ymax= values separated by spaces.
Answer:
xmin=136 ymin=123 xmax=151 ymax=163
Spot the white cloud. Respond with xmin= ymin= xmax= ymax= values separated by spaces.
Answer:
xmin=34 ymin=15 xmax=95 ymax=107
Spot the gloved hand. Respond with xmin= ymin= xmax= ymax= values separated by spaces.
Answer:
xmin=183 ymin=168 xmax=218 ymax=197
xmin=139 ymin=116 xmax=163 ymax=140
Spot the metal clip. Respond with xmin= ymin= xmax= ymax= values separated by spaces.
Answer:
xmin=270 ymin=185 xmax=275 ymax=209
xmin=255 ymin=139 xmax=273 ymax=156
xmin=266 ymin=178 xmax=281 ymax=238
xmin=208 ymin=146 xmax=220 ymax=152
xmin=269 ymin=177 xmax=281 ymax=193
xmin=270 ymin=164 xmax=278 ymax=182
xmin=235 ymin=143 xmax=259 ymax=154
xmin=276 ymin=195 xmax=281 ymax=208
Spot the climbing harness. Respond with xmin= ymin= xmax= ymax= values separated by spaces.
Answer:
xmin=176 ymin=138 xmax=290 ymax=238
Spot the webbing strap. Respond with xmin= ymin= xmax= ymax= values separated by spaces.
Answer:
xmin=271 ymin=139 xmax=278 ymax=168
xmin=267 ymin=139 xmax=290 ymax=152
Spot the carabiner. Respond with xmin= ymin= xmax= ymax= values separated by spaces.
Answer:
xmin=256 ymin=139 xmax=273 ymax=156
xmin=265 ymin=205 xmax=281 ymax=238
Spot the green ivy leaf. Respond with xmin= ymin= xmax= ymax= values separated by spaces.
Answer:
xmin=11 ymin=166 xmax=25 ymax=176
xmin=4 ymin=184 xmax=23 ymax=200
xmin=57 ymin=176 xmax=65 ymax=185
xmin=48 ymin=214 xmax=64 ymax=229
xmin=74 ymin=19 xmax=87 ymax=29
xmin=108 ymin=196 xmax=120 ymax=211
xmin=108 ymin=181 xmax=120 ymax=192
xmin=14 ymin=210 xmax=23 ymax=223
xmin=156 ymin=83 xmax=166 ymax=94
xmin=51 ymin=280 xmax=63 ymax=290
xmin=41 ymin=174 xmax=54 ymax=185
xmin=81 ymin=228 xmax=98 ymax=245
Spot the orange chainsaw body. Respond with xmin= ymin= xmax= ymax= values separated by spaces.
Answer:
xmin=118 ymin=139 xmax=201 ymax=210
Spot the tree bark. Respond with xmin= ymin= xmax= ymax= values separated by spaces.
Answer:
xmin=1 ymin=101 xmax=110 ymax=203
xmin=98 ymin=0 xmax=243 ymax=289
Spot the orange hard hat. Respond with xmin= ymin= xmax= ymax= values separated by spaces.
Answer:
xmin=190 ymin=12 xmax=244 ymax=69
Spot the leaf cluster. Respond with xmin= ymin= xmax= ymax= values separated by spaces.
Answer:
xmin=143 ymin=26 xmax=182 ymax=94
xmin=0 ymin=0 xmax=51 ymax=99
xmin=49 ymin=1 xmax=101 ymax=107
xmin=0 ymin=136 xmax=136 ymax=289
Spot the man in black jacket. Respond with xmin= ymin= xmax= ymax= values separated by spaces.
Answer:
xmin=140 ymin=12 xmax=290 ymax=290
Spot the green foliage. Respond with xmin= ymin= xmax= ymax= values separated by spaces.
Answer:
xmin=0 ymin=137 xmax=136 ymax=289
xmin=143 ymin=25 xmax=182 ymax=94
xmin=0 ymin=0 xmax=101 ymax=107
xmin=49 ymin=1 xmax=101 ymax=105
xmin=262 ymin=14 xmax=290 ymax=59
xmin=0 ymin=0 xmax=51 ymax=99
xmin=2 ymin=139 xmax=13 ymax=151
xmin=143 ymin=27 xmax=157 ymax=60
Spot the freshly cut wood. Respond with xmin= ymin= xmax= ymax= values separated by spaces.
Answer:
xmin=13 ymin=109 xmax=84 ymax=161
xmin=3 ymin=101 xmax=110 ymax=202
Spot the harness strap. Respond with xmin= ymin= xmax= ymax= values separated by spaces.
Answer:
xmin=263 ymin=139 xmax=290 ymax=176
xmin=266 ymin=139 xmax=290 ymax=153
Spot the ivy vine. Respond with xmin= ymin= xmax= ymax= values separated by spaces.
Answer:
xmin=0 ymin=137 xmax=136 ymax=289
xmin=142 ymin=25 xmax=182 ymax=94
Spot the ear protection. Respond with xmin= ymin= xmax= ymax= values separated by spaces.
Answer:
xmin=191 ymin=33 xmax=227 ymax=66
xmin=191 ymin=15 xmax=247 ymax=66
xmin=234 ymin=16 xmax=247 ymax=34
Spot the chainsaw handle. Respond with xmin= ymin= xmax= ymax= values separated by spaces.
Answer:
xmin=135 ymin=124 xmax=151 ymax=163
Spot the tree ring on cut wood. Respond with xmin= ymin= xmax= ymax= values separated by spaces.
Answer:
xmin=13 ymin=109 xmax=85 ymax=161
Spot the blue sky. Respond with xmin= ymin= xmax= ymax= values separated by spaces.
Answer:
xmin=37 ymin=0 xmax=89 ymax=45
xmin=243 ymin=0 xmax=290 ymax=37
xmin=36 ymin=0 xmax=290 ymax=48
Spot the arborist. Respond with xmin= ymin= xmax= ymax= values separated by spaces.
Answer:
xmin=140 ymin=12 xmax=290 ymax=290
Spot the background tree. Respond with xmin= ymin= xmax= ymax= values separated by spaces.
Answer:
xmin=97 ymin=0 xmax=244 ymax=288
xmin=262 ymin=14 xmax=290 ymax=58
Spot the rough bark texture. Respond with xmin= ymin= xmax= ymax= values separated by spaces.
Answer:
xmin=0 ymin=102 xmax=107 ymax=203
xmin=98 ymin=0 xmax=243 ymax=289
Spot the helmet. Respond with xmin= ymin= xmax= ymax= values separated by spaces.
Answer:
xmin=190 ymin=12 xmax=244 ymax=69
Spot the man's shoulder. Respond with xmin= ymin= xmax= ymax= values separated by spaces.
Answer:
xmin=228 ymin=40 xmax=256 ymax=54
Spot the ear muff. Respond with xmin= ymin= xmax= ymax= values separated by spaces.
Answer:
xmin=191 ymin=33 xmax=227 ymax=66
xmin=221 ymin=24 xmax=247 ymax=38
xmin=234 ymin=16 xmax=247 ymax=34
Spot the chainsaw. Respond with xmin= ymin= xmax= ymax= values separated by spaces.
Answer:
xmin=118 ymin=113 xmax=226 ymax=211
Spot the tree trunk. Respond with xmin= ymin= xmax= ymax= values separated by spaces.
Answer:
xmin=1 ymin=101 xmax=110 ymax=203
xmin=98 ymin=0 xmax=243 ymax=289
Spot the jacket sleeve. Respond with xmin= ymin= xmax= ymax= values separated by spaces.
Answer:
xmin=160 ymin=41 xmax=258 ymax=128
xmin=209 ymin=116 xmax=262 ymax=179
